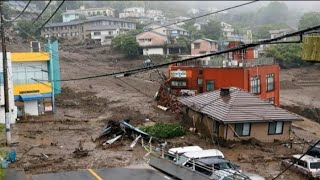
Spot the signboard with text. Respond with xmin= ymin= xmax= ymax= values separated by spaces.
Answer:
xmin=171 ymin=70 xmax=187 ymax=78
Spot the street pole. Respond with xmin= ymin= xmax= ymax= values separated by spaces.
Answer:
xmin=0 ymin=1 xmax=12 ymax=145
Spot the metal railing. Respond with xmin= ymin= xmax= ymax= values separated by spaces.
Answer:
xmin=173 ymin=57 xmax=275 ymax=68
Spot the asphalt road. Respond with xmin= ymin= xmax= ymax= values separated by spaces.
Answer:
xmin=30 ymin=168 xmax=172 ymax=180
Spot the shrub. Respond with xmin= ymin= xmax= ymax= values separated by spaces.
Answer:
xmin=140 ymin=123 xmax=185 ymax=139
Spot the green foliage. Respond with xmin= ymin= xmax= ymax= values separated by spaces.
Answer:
xmin=140 ymin=123 xmax=185 ymax=139
xmin=255 ymin=2 xmax=289 ymax=25
xmin=0 ymin=124 xmax=4 ymax=134
xmin=176 ymin=37 xmax=192 ymax=53
xmin=112 ymin=33 xmax=139 ymax=58
xmin=298 ymin=12 xmax=320 ymax=30
xmin=16 ymin=19 xmax=41 ymax=40
xmin=264 ymin=44 xmax=304 ymax=68
xmin=201 ymin=19 xmax=222 ymax=40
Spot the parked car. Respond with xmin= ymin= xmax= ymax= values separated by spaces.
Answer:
xmin=175 ymin=149 xmax=225 ymax=166
xmin=168 ymin=146 xmax=203 ymax=155
xmin=306 ymin=144 xmax=320 ymax=158
xmin=282 ymin=154 xmax=320 ymax=178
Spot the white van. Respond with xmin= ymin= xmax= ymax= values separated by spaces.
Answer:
xmin=282 ymin=154 xmax=320 ymax=178
xmin=168 ymin=146 xmax=203 ymax=155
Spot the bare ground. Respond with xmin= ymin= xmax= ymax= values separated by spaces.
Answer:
xmin=3 ymin=44 xmax=320 ymax=179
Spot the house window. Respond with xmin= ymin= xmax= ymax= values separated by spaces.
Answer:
xmin=109 ymin=31 xmax=112 ymax=35
xmin=235 ymin=123 xmax=251 ymax=136
xmin=198 ymin=78 xmax=203 ymax=93
xmin=266 ymin=74 xmax=275 ymax=91
xmin=194 ymin=43 xmax=200 ymax=49
xmin=171 ymin=80 xmax=186 ymax=87
xmin=93 ymin=32 xmax=101 ymax=35
xmin=268 ymin=121 xmax=283 ymax=135
xmin=250 ymin=76 xmax=260 ymax=94
xmin=199 ymin=70 xmax=203 ymax=75
xmin=206 ymin=80 xmax=214 ymax=92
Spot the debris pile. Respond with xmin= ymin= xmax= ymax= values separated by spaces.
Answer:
xmin=96 ymin=120 xmax=162 ymax=149
xmin=155 ymin=84 xmax=182 ymax=113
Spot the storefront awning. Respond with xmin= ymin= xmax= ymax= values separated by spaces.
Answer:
xmin=20 ymin=94 xmax=43 ymax=101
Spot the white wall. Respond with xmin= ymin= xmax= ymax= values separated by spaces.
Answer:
xmin=24 ymin=100 xmax=38 ymax=116
xmin=143 ymin=48 xmax=164 ymax=55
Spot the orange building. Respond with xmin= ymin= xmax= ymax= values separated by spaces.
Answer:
xmin=168 ymin=41 xmax=280 ymax=106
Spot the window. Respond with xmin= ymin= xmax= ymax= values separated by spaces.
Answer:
xmin=194 ymin=43 xmax=200 ymax=49
xmin=198 ymin=78 xmax=203 ymax=93
xmin=109 ymin=31 xmax=112 ymax=35
xmin=235 ymin=123 xmax=251 ymax=136
xmin=266 ymin=74 xmax=275 ymax=91
xmin=268 ymin=121 xmax=283 ymax=135
xmin=199 ymin=70 xmax=203 ymax=75
xmin=171 ymin=80 xmax=186 ymax=87
xmin=206 ymin=80 xmax=214 ymax=92
xmin=250 ymin=76 xmax=260 ymax=94
xmin=103 ymin=11 xmax=106 ymax=15
xmin=93 ymin=32 xmax=101 ymax=35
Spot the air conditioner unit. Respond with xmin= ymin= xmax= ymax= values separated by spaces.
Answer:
xmin=30 ymin=41 xmax=41 ymax=52
xmin=239 ymin=62 xmax=243 ymax=67
xmin=222 ymin=60 xmax=227 ymax=67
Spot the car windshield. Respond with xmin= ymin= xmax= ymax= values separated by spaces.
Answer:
xmin=310 ymin=162 xmax=320 ymax=169
xmin=214 ymin=162 xmax=233 ymax=170
xmin=176 ymin=155 xmax=189 ymax=165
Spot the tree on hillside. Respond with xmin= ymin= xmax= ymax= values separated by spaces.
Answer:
xmin=264 ymin=44 xmax=303 ymax=68
xmin=201 ymin=19 xmax=221 ymax=40
xmin=298 ymin=12 xmax=320 ymax=30
xmin=182 ymin=20 xmax=205 ymax=40
xmin=255 ymin=2 xmax=289 ymax=25
xmin=112 ymin=34 xmax=139 ymax=58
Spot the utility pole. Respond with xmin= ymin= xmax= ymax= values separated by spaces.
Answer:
xmin=0 ymin=1 xmax=12 ymax=145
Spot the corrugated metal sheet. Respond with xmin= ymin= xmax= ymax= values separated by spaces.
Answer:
xmin=179 ymin=87 xmax=302 ymax=123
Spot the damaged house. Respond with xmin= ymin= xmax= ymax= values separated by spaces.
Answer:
xmin=179 ymin=87 xmax=302 ymax=143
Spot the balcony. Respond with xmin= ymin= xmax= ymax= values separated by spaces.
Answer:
xmin=172 ymin=57 xmax=275 ymax=68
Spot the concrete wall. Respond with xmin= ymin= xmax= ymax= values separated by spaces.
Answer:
xmin=224 ymin=121 xmax=292 ymax=143
xmin=136 ymin=32 xmax=167 ymax=47
xmin=143 ymin=48 xmax=164 ymax=55
xmin=183 ymin=107 xmax=292 ymax=143
xmin=24 ymin=100 xmax=38 ymax=116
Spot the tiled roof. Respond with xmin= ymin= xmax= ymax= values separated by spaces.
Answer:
xmin=179 ymin=87 xmax=302 ymax=123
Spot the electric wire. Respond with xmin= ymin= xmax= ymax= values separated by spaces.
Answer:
xmin=32 ymin=0 xmax=52 ymax=24
xmin=1 ymin=0 xmax=31 ymax=22
xmin=34 ymin=0 xmax=65 ymax=33
xmin=272 ymin=139 xmax=320 ymax=179
xmin=31 ymin=23 xmax=320 ymax=82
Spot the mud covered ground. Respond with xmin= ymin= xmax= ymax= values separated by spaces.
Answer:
xmin=3 ymin=44 xmax=320 ymax=179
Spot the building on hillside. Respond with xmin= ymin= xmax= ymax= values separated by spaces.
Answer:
xmin=191 ymin=38 xmax=219 ymax=55
xmin=187 ymin=8 xmax=200 ymax=15
xmin=136 ymin=31 xmax=189 ymax=55
xmin=269 ymin=28 xmax=295 ymax=39
xmin=144 ymin=23 xmax=190 ymax=38
xmin=168 ymin=40 xmax=279 ymax=106
xmin=136 ymin=31 xmax=168 ymax=55
xmin=0 ymin=53 xmax=17 ymax=124
xmin=173 ymin=16 xmax=191 ymax=26
xmin=146 ymin=10 xmax=163 ymax=19
xmin=0 ymin=40 xmax=61 ymax=122
xmin=41 ymin=16 xmax=136 ymax=44
xmin=221 ymin=22 xmax=235 ymax=39
xmin=179 ymin=87 xmax=302 ymax=143
xmin=62 ymin=6 xmax=115 ymax=22
xmin=194 ymin=21 xmax=208 ymax=31
xmin=119 ymin=7 xmax=145 ymax=19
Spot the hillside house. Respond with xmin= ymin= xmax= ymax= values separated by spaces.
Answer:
xmin=191 ymin=38 xmax=219 ymax=55
xmin=136 ymin=31 xmax=168 ymax=55
xmin=62 ymin=6 xmax=115 ymax=22
xmin=119 ymin=7 xmax=145 ymax=19
xmin=179 ymin=87 xmax=302 ymax=143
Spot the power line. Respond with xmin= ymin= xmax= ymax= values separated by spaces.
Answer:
xmin=34 ymin=23 xmax=320 ymax=82
xmin=272 ymin=139 xmax=320 ymax=179
xmin=148 ymin=0 xmax=259 ymax=32
xmin=33 ymin=0 xmax=52 ymax=24
xmin=35 ymin=0 xmax=65 ymax=33
xmin=2 ymin=0 xmax=31 ymax=22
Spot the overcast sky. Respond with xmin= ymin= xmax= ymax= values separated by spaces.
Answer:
xmin=180 ymin=1 xmax=320 ymax=12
